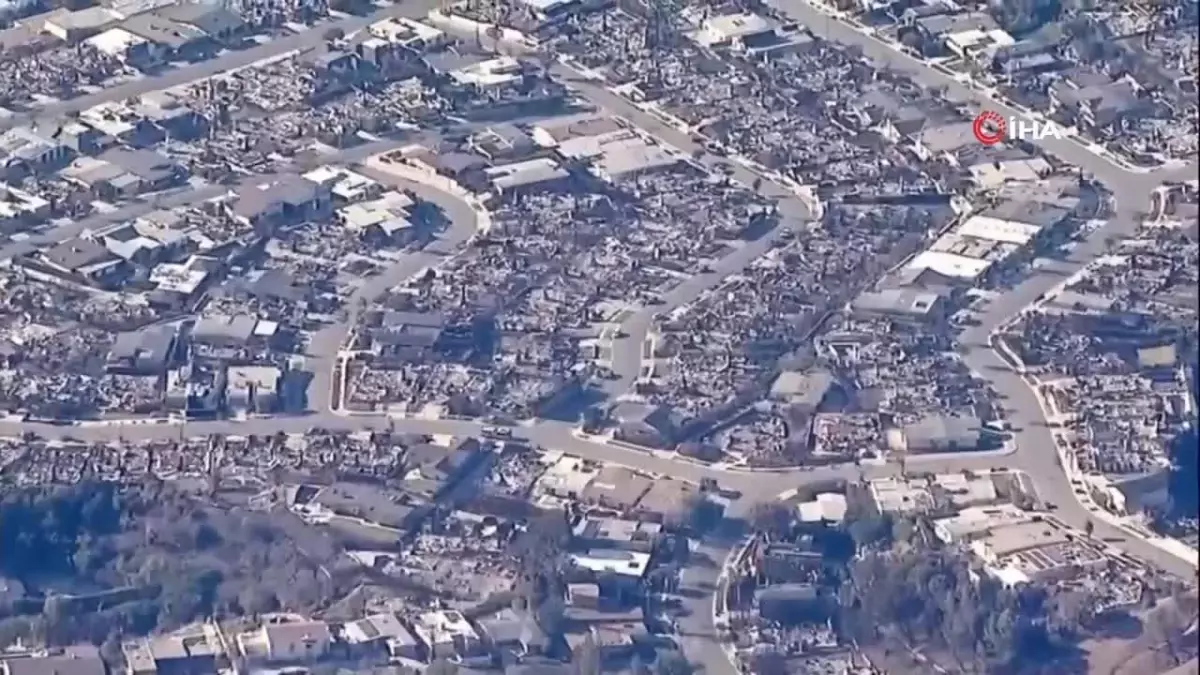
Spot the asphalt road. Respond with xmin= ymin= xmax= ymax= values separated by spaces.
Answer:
xmin=755 ymin=0 xmax=1198 ymax=578
xmin=302 ymin=160 xmax=484 ymax=413
xmin=0 ymin=6 xmax=1195 ymax=667
xmin=766 ymin=0 xmax=1199 ymax=189
xmin=674 ymin=537 xmax=735 ymax=670
xmin=955 ymin=253 xmax=1198 ymax=579
xmin=0 ymin=184 xmax=227 ymax=261
xmin=0 ymin=135 xmax=425 ymax=264
xmin=0 ymin=1 xmax=444 ymax=131
xmin=550 ymin=68 xmax=815 ymax=396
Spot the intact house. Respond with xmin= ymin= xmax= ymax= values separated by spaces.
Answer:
xmin=42 ymin=6 xmax=124 ymax=43
xmin=35 ymin=236 xmax=127 ymax=286
xmin=898 ymin=8 xmax=1003 ymax=57
xmin=61 ymin=147 xmax=186 ymax=199
xmin=0 ymin=126 xmax=73 ymax=180
xmin=239 ymin=620 xmax=332 ymax=665
xmin=990 ymin=39 xmax=1067 ymax=78
xmin=686 ymin=12 xmax=815 ymax=60
xmin=227 ymin=176 xmax=331 ymax=231
xmin=368 ymin=310 xmax=447 ymax=363
xmin=106 ymin=325 xmax=179 ymax=376
xmin=86 ymin=11 xmax=226 ymax=68
xmin=88 ymin=218 xmax=190 ymax=268
xmin=610 ymin=402 xmax=685 ymax=449
xmin=78 ymin=94 xmax=209 ymax=149
xmin=151 ymin=3 xmax=247 ymax=45
xmin=226 ymin=365 xmax=282 ymax=415
xmin=343 ymin=612 xmax=424 ymax=663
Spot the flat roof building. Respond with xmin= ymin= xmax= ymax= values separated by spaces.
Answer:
xmin=485 ymin=157 xmax=570 ymax=193
xmin=85 ymin=27 xmax=147 ymax=57
xmin=635 ymin=479 xmax=698 ymax=524
xmin=107 ymin=325 xmax=177 ymax=375
xmin=343 ymin=612 xmax=421 ymax=661
xmin=40 ymin=236 xmax=120 ymax=276
xmin=2 ymin=651 xmax=106 ymax=675
xmin=152 ymin=3 xmax=245 ymax=38
xmin=589 ymin=136 xmax=680 ymax=181
xmin=303 ymin=166 xmax=382 ymax=202
xmin=150 ymin=257 xmax=211 ymax=296
xmin=531 ymin=114 xmax=623 ymax=147
xmin=258 ymin=620 xmax=332 ymax=663
xmin=852 ymin=288 xmax=946 ymax=321
xmin=972 ymin=520 xmax=1072 ymax=560
xmin=192 ymin=313 xmax=259 ymax=347
xmin=869 ymin=476 xmax=934 ymax=514
xmin=227 ymin=365 xmax=281 ymax=413
xmin=119 ymin=12 xmax=206 ymax=49
xmin=797 ymin=493 xmax=847 ymax=523
xmin=932 ymin=471 xmax=999 ymax=508
xmin=581 ymin=465 xmax=653 ymax=512
xmin=368 ymin=16 xmax=445 ymax=50
xmin=954 ymin=214 xmax=1044 ymax=246
xmin=414 ymin=610 xmax=482 ymax=658
xmin=536 ymin=454 xmax=598 ymax=499
xmin=569 ymin=549 xmax=652 ymax=579
xmin=42 ymin=6 xmax=124 ymax=43
xmin=905 ymin=250 xmax=994 ymax=281
xmin=449 ymin=56 xmax=523 ymax=89
xmin=933 ymin=504 xmax=1033 ymax=544
xmin=573 ymin=517 xmax=663 ymax=551
xmin=900 ymin=413 xmax=983 ymax=453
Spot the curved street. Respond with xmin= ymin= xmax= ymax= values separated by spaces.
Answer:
xmin=303 ymin=163 xmax=488 ymax=416
xmin=0 ymin=40 xmax=1193 ymax=579
xmin=748 ymin=0 xmax=1199 ymax=580
xmin=0 ymin=4 xmax=1196 ymax=668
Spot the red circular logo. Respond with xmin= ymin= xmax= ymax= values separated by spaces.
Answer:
xmin=973 ymin=111 xmax=1006 ymax=146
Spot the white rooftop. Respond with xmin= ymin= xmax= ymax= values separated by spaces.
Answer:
xmin=485 ymin=157 xmax=569 ymax=190
xmin=416 ymin=610 xmax=478 ymax=640
xmin=570 ymin=550 xmax=652 ymax=578
xmin=690 ymin=12 xmax=778 ymax=47
xmin=86 ymin=27 xmax=146 ymax=57
xmin=933 ymin=504 xmax=1032 ymax=544
xmin=150 ymin=262 xmax=208 ymax=295
xmin=906 ymin=250 xmax=993 ymax=279
xmin=513 ymin=0 xmax=579 ymax=13
xmin=946 ymin=27 xmax=1015 ymax=51
xmin=368 ymin=16 xmax=443 ymax=46
xmin=537 ymin=455 xmax=596 ymax=497
xmin=228 ymin=365 xmax=281 ymax=394
xmin=954 ymin=214 xmax=1044 ymax=246
xmin=449 ymin=56 xmax=522 ymax=88
xmin=797 ymin=493 xmax=847 ymax=523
